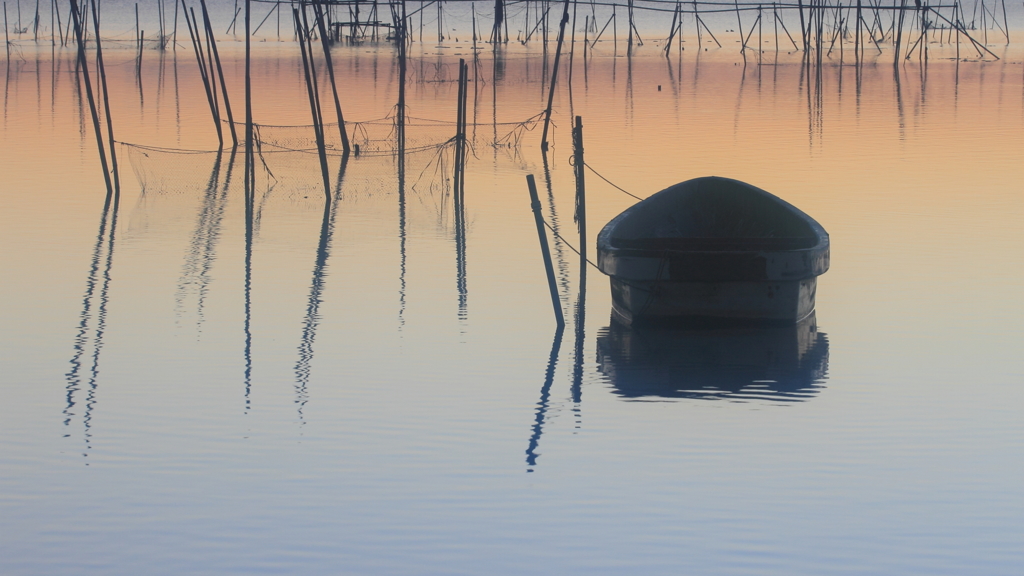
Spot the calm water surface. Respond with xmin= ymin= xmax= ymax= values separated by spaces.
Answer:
xmin=1 ymin=34 xmax=1023 ymax=575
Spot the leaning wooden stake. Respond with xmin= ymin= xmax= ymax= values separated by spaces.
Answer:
xmin=90 ymin=0 xmax=120 ymax=195
xmin=200 ymin=0 xmax=237 ymax=146
xmin=312 ymin=0 xmax=350 ymax=155
xmin=294 ymin=7 xmax=331 ymax=201
xmin=527 ymin=174 xmax=565 ymax=328
xmin=540 ymin=0 xmax=570 ymax=152
xmin=183 ymin=7 xmax=223 ymax=148
xmin=69 ymin=0 xmax=113 ymax=198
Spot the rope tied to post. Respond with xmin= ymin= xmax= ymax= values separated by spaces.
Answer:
xmin=582 ymin=162 xmax=643 ymax=201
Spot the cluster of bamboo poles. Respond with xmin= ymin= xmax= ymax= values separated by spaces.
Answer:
xmin=386 ymin=0 xmax=1011 ymax=65
xmin=639 ymin=0 xmax=1008 ymax=64
xmin=64 ymin=0 xmax=119 ymax=202
xmin=7 ymin=0 xmax=1012 ymax=52
xmin=10 ymin=0 xmax=1015 ymax=212
xmin=175 ymin=0 xmax=353 ymax=203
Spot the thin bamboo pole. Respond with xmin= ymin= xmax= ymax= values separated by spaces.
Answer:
xmin=183 ymin=6 xmax=223 ymax=147
xmin=294 ymin=6 xmax=331 ymax=200
xmin=540 ymin=0 xmax=570 ymax=152
xmin=5 ymin=3 xmax=10 ymax=59
xmin=200 ymin=0 xmax=236 ymax=146
xmin=312 ymin=0 xmax=350 ymax=154
xmin=90 ymin=0 xmax=119 ymax=195
xmin=69 ymin=0 xmax=113 ymax=197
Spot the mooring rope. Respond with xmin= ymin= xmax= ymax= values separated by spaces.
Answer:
xmin=583 ymin=162 xmax=643 ymax=201
xmin=541 ymin=218 xmax=601 ymax=271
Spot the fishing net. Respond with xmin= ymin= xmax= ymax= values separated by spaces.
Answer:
xmin=125 ymin=106 xmax=540 ymax=206
xmin=122 ymin=140 xmax=454 ymax=209
xmin=227 ymin=109 xmax=543 ymax=156
xmin=122 ymin=144 xmax=227 ymax=195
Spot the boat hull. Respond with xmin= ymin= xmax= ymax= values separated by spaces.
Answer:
xmin=598 ymin=176 xmax=829 ymax=325
xmin=610 ymin=277 xmax=817 ymax=326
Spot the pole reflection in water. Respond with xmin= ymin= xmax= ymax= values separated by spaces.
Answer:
xmin=570 ymin=263 xmax=585 ymax=423
xmin=175 ymin=149 xmax=231 ymax=328
xmin=541 ymin=152 xmax=571 ymax=303
xmin=525 ymin=324 xmax=565 ymax=472
xmin=597 ymin=313 xmax=829 ymax=402
xmin=295 ymin=154 xmax=349 ymax=421
xmin=64 ymin=185 xmax=120 ymax=461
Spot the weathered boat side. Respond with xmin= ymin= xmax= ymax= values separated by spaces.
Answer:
xmin=597 ymin=176 xmax=829 ymax=325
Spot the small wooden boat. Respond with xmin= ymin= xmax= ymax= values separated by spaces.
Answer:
xmin=597 ymin=176 xmax=829 ymax=325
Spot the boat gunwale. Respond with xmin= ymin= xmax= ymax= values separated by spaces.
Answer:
xmin=597 ymin=176 xmax=830 ymax=283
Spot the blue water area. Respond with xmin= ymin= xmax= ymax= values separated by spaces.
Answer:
xmin=1 ymin=33 xmax=1022 ymax=575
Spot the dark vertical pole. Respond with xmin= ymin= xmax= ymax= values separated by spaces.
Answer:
xmin=57 ymin=0 xmax=65 ymax=47
xmin=5 ymin=3 xmax=11 ymax=59
xmin=773 ymin=2 xmax=779 ymax=57
xmin=183 ymin=7 xmax=223 ymax=148
xmin=491 ymin=0 xmax=501 ymax=42
xmin=527 ymin=174 xmax=565 ymax=328
xmin=312 ymin=0 xmax=350 ymax=154
xmin=999 ymin=0 xmax=1008 ymax=43
xmin=572 ymin=115 xmax=586 ymax=265
xmin=567 ymin=0 xmax=576 ymax=103
xmin=454 ymin=58 xmax=466 ymax=200
xmin=664 ymin=7 xmax=677 ymax=56
xmin=584 ymin=14 xmax=588 ymax=60
xmin=454 ymin=59 xmax=469 ymax=318
xmin=894 ymin=0 xmax=906 ymax=66
xmin=627 ymin=0 xmax=634 ymax=46
xmin=243 ymin=0 xmax=253 ymax=412
xmin=90 ymin=0 xmax=119 ymax=195
xmin=200 ymin=0 xmax=237 ymax=146
xmin=460 ymin=59 xmax=468 ymax=195
xmin=244 ymin=0 xmax=252 ymax=209
xmin=172 ymin=0 xmax=178 ymax=50
xmin=540 ymin=0 xmax=569 ymax=152
xmin=69 ymin=0 xmax=113 ymax=197
xmin=734 ymin=0 xmax=744 ymax=53
xmin=294 ymin=6 xmax=331 ymax=201
xmin=612 ymin=5 xmax=616 ymax=51
xmin=855 ymin=0 xmax=861 ymax=66
xmin=396 ymin=0 xmax=405 ymax=152
xmin=758 ymin=5 xmax=762 ymax=66
xmin=797 ymin=0 xmax=806 ymax=54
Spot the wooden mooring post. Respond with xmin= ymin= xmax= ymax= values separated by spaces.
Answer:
xmin=572 ymin=115 xmax=586 ymax=265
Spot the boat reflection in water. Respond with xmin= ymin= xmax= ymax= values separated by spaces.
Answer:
xmin=596 ymin=313 xmax=829 ymax=402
